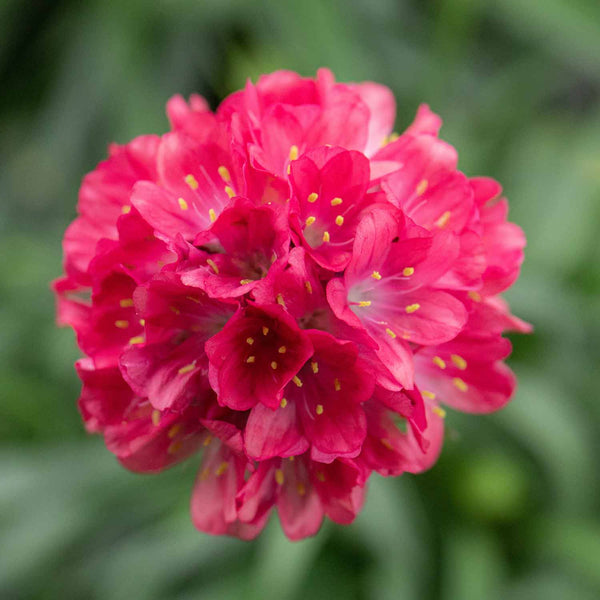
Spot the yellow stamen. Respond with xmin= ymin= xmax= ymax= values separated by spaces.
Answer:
xmin=168 ymin=423 xmax=182 ymax=439
xmin=380 ymin=438 xmax=393 ymax=450
xmin=280 ymin=398 xmax=288 ymax=408
xmin=224 ymin=185 xmax=235 ymax=198
xmin=199 ymin=467 xmax=210 ymax=481
xmin=385 ymin=328 xmax=397 ymax=339
xmin=278 ymin=346 xmax=287 ymax=354
xmin=331 ymin=197 xmax=343 ymax=206
xmin=139 ymin=319 xmax=145 ymax=326
xmin=311 ymin=361 xmax=319 ymax=374
xmin=305 ymin=280 xmax=313 ymax=294
xmin=405 ymin=303 xmax=420 ymax=314
xmin=120 ymin=298 xmax=134 ymax=308
xmin=416 ymin=179 xmax=429 ymax=196
xmin=186 ymin=296 xmax=201 ymax=304
xmin=167 ymin=440 xmax=182 ymax=455
xmin=270 ymin=361 xmax=278 ymax=370
xmin=178 ymin=197 xmax=189 ymax=210
xmin=203 ymin=435 xmax=212 ymax=447
xmin=371 ymin=271 xmax=382 ymax=280
xmin=217 ymin=165 xmax=231 ymax=183
xmin=215 ymin=462 xmax=229 ymax=476
xmin=206 ymin=259 xmax=219 ymax=274
xmin=468 ymin=290 xmax=482 ymax=302
xmin=451 ymin=354 xmax=467 ymax=370
xmin=307 ymin=192 xmax=318 ymax=203
xmin=240 ymin=279 xmax=252 ymax=285
xmin=335 ymin=215 xmax=344 ymax=226
xmin=292 ymin=375 xmax=303 ymax=387
xmin=276 ymin=293 xmax=286 ymax=307
xmin=322 ymin=231 xmax=330 ymax=242
xmin=246 ymin=337 xmax=254 ymax=345
xmin=185 ymin=174 xmax=198 ymax=190
xmin=114 ymin=320 xmax=129 ymax=329
xmin=305 ymin=216 xmax=316 ymax=227
xmin=435 ymin=211 xmax=451 ymax=228
xmin=151 ymin=410 xmax=161 ymax=426
xmin=422 ymin=390 xmax=436 ymax=400
xmin=315 ymin=404 xmax=324 ymax=415
xmin=246 ymin=356 xmax=256 ymax=364
xmin=358 ymin=300 xmax=372 ymax=307
xmin=453 ymin=377 xmax=468 ymax=392
xmin=433 ymin=406 xmax=447 ymax=418
xmin=402 ymin=267 xmax=415 ymax=277
xmin=334 ymin=378 xmax=341 ymax=392
xmin=262 ymin=326 xmax=269 ymax=336
xmin=296 ymin=482 xmax=306 ymax=496
xmin=289 ymin=145 xmax=299 ymax=161
xmin=178 ymin=362 xmax=195 ymax=375
xmin=128 ymin=336 xmax=144 ymax=345
xmin=121 ymin=205 xmax=131 ymax=214
xmin=169 ymin=306 xmax=181 ymax=315
xmin=433 ymin=356 xmax=446 ymax=369
xmin=209 ymin=208 xmax=217 ymax=222
xmin=275 ymin=469 xmax=284 ymax=485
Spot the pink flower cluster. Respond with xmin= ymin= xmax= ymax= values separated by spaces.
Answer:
xmin=54 ymin=69 xmax=530 ymax=540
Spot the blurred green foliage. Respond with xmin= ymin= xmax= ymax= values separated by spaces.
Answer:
xmin=1 ymin=1 xmax=599 ymax=598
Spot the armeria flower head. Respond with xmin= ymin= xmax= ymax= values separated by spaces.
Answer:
xmin=54 ymin=68 xmax=530 ymax=540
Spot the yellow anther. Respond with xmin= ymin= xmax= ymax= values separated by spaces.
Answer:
xmin=262 ymin=326 xmax=269 ymax=336
xmin=358 ymin=300 xmax=372 ymax=307
xmin=246 ymin=356 xmax=256 ymax=364
xmin=246 ymin=337 xmax=254 ymax=345
xmin=121 ymin=205 xmax=131 ymax=214
xmin=468 ymin=290 xmax=482 ymax=302
xmin=451 ymin=354 xmax=467 ymax=370
xmin=305 ymin=216 xmax=316 ymax=226
xmin=402 ymin=332 xmax=411 ymax=340
xmin=453 ymin=377 xmax=468 ymax=392
xmin=334 ymin=378 xmax=341 ymax=391
xmin=240 ymin=279 xmax=252 ymax=285
xmin=402 ymin=267 xmax=415 ymax=277
xmin=128 ymin=336 xmax=144 ymax=345
xmin=435 ymin=211 xmax=451 ymax=228
xmin=178 ymin=362 xmax=196 ymax=375
xmin=316 ymin=471 xmax=325 ymax=482
xmin=278 ymin=346 xmax=287 ymax=354
xmin=203 ymin=435 xmax=212 ymax=447
xmin=151 ymin=410 xmax=161 ymax=426
xmin=315 ymin=404 xmax=324 ymax=415
xmin=178 ymin=197 xmax=189 ymax=210
xmin=416 ymin=179 xmax=429 ymax=196
xmin=292 ymin=375 xmax=303 ymax=387
xmin=167 ymin=440 xmax=183 ymax=455
xmin=139 ymin=319 xmax=146 ymax=326
xmin=371 ymin=271 xmax=382 ymax=280
xmin=380 ymin=438 xmax=393 ymax=450
xmin=215 ymin=462 xmax=229 ymax=476
xmin=422 ymin=390 xmax=436 ymax=400
xmin=275 ymin=469 xmax=284 ymax=485
xmin=307 ymin=192 xmax=319 ymax=203
xmin=120 ymin=298 xmax=134 ymax=308
xmin=311 ymin=361 xmax=319 ymax=374
xmin=209 ymin=208 xmax=217 ymax=222
xmin=217 ymin=165 xmax=231 ymax=183
xmin=186 ymin=295 xmax=201 ymax=304
xmin=331 ymin=197 xmax=343 ymax=206
xmin=169 ymin=305 xmax=181 ymax=315
xmin=280 ymin=398 xmax=288 ymax=408
xmin=289 ymin=145 xmax=299 ymax=161
xmin=322 ymin=231 xmax=331 ymax=242
xmin=270 ymin=361 xmax=278 ymax=370
xmin=276 ymin=293 xmax=286 ymax=307
xmin=206 ymin=259 xmax=219 ymax=274
xmin=305 ymin=280 xmax=313 ymax=294
xmin=199 ymin=467 xmax=210 ymax=481
xmin=335 ymin=215 xmax=344 ymax=226
xmin=114 ymin=320 xmax=129 ymax=329
xmin=433 ymin=356 xmax=447 ymax=369
xmin=168 ymin=423 xmax=182 ymax=439
xmin=296 ymin=482 xmax=306 ymax=496
xmin=385 ymin=328 xmax=397 ymax=339
xmin=286 ymin=164 xmax=291 ymax=175
xmin=185 ymin=174 xmax=199 ymax=190
xmin=405 ymin=303 xmax=421 ymax=313
xmin=224 ymin=185 xmax=235 ymax=198
xmin=433 ymin=406 xmax=447 ymax=418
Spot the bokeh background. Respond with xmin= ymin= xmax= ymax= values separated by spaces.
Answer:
xmin=1 ymin=1 xmax=599 ymax=598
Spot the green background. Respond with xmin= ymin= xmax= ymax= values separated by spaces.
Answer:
xmin=1 ymin=1 xmax=599 ymax=598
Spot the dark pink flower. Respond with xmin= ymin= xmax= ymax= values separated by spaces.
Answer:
xmin=54 ymin=69 xmax=529 ymax=541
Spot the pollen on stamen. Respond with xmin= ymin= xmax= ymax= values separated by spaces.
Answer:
xmin=224 ymin=186 xmax=235 ymax=198
xmin=151 ymin=410 xmax=161 ymax=427
xmin=184 ymin=174 xmax=199 ymax=190
xmin=120 ymin=298 xmax=134 ymax=308
xmin=206 ymin=259 xmax=219 ymax=274
xmin=433 ymin=356 xmax=446 ymax=369
xmin=168 ymin=423 xmax=182 ymax=439
xmin=114 ymin=320 xmax=129 ymax=329
xmin=422 ymin=390 xmax=436 ymax=400
xmin=296 ymin=482 xmax=306 ymax=496
xmin=262 ymin=326 xmax=269 ymax=336
xmin=278 ymin=346 xmax=287 ymax=354
xmin=275 ymin=469 xmax=284 ymax=485
xmin=304 ymin=280 xmax=313 ymax=294
xmin=322 ymin=231 xmax=330 ymax=242
xmin=416 ymin=179 xmax=429 ymax=196
xmin=170 ymin=305 xmax=181 ymax=315
xmin=240 ymin=279 xmax=252 ymax=285
xmin=335 ymin=215 xmax=344 ymax=226
xmin=178 ymin=362 xmax=196 ymax=375
xmin=359 ymin=300 xmax=372 ymax=307
xmin=334 ymin=378 xmax=341 ymax=391
xmin=276 ymin=293 xmax=286 ymax=308
xmin=380 ymin=438 xmax=393 ymax=450
xmin=246 ymin=337 xmax=254 ymax=345
xmin=468 ymin=290 xmax=482 ymax=302
xmin=315 ymin=404 xmax=324 ymax=415
xmin=289 ymin=145 xmax=299 ymax=161
xmin=178 ymin=197 xmax=189 ymax=210
xmin=280 ymin=398 xmax=288 ymax=408
xmin=451 ymin=354 xmax=468 ymax=370
xmin=209 ymin=208 xmax=217 ymax=222
xmin=331 ymin=197 xmax=343 ymax=206
xmin=311 ymin=361 xmax=319 ymax=374
xmin=186 ymin=295 xmax=201 ymax=304
xmin=385 ymin=328 xmax=397 ymax=339
xmin=246 ymin=356 xmax=256 ymax=364
xmin=405 ymin=303 xmax=420 ymax=313
xmin=270 ymin=361 xmax=278 ymax=370
xmin=292 ymin=375 xmax=303 ymax=387
xmin=215 ymin=462 xmax=229 ymax=477
xmin=307 ymin=192 xmax=318 ymax=203
xmin=305 ymin=216 xmax=316 ymax=227
xmin=453 ymin=377 xmax=468 ymax=392
xmin=433 ymin=406 xmax=447 ymax=418
xmin=139 ymin=318 xmax=146 ymax=326
xmin=203 ymin=435 xmax=212 ymax=447
xmin=167 ymin=440 xmax=183 ymax=455
xmin=435 ymin=211 xmax=451 ymax=228
xmin=371 ymin=271 xmax=382 ymax=280
xmin=121 ymin=205 xmax=131 ymax=214
xmin=217 ymin=165 xmax=231 ymax=183
xmin=128 ymin=336 xmax=144 ymax=345
xmin=402 ymin=267 xmax=415 ymax=277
